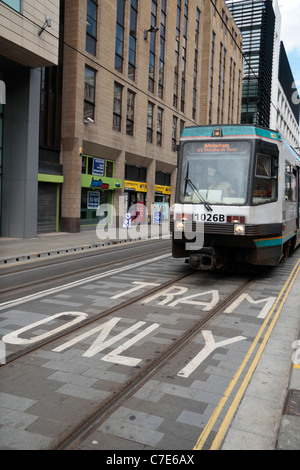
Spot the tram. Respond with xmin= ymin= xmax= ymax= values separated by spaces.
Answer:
xmin=171 ymin=125 xmax=300 ymax=271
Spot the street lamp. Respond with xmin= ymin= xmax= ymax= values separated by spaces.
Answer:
xmin=144 ymin=26 xmax=159 ymax=40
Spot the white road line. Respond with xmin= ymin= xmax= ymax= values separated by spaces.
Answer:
xmin=0 ymin=254 xmax=170 ymax=311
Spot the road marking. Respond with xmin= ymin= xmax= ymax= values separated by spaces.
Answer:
xmin=2 ymin=312 xmax=88 ymax=345
xmin=0 ymin=254 xmax=170 ymax=311
xmin=224 ymin=294 xmax=276 ymax=319
xmin=177 ymin=331 xmax=246 ymax=378
xmin=53 ymin=317 xmax=160 ymax=367
xmin=142 ymin=286 xmax=219 ymax=311
xmin=193 ymin=257 xmax=300 ymax=450
xmin=111 ymin=281 xmax=160 ymax=299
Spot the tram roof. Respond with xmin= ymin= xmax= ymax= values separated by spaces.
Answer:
xmin=180 ymin=125 xmax=282 ymax=143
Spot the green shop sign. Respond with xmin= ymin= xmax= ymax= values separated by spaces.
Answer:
xmin=81 ymin=174 xmax=123 ymax=191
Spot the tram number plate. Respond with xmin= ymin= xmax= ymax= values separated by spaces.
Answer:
xmin=194 ymin=213 xmax=226 ymax=223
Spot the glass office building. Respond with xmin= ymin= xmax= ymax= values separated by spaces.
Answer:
xmin=225 ymin=0 xmax=275 ymax=127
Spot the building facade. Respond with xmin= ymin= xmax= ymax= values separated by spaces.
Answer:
xmin=59 ymin=0 xmax=243 ymax=233
xmin=0 ymin=0 xmax=60 ymax=238
xmin=225 ymin=0 xmax=299 ymax=148
xmin=0 ymin=0 xmax=242 ymax=238
xmin=225 ymin=0 xmax=276 ymax=128
xmin=275 ymin=42 xmax=300 ymax=149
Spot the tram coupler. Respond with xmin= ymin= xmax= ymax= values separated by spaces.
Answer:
xmin=188 ymin=248 xmax=224 ymax=271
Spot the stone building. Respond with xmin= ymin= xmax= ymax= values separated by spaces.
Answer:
xmin=0 ymin=0 xmax=242 ymax=237
xmin=59 ymin=0 xmax=242 ymax=233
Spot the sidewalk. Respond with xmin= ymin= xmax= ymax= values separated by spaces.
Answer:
xmin=0 ymin=230 xmax=299 ymax=450
xmin=276 ymin=267 xmax=300 ymax=450
xmin=0 ymin=227 xmax=166 ymax=265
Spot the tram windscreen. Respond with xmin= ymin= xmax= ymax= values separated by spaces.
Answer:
xmin=180 ymin=141 xmax=251 ymax=205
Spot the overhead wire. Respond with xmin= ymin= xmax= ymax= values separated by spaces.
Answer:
xmin=2 ymin=0 xmax=299 ymax=134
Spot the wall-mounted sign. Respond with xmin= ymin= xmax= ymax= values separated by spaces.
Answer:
xmin=124 ymin=181 xmax=148 ymax=192
xmin=91 ymin=178 xmax=109 ymax=190
xmin=92 ymin=158 xmax=105 ymax=176
xmin=82 ymin=174 xmax=123 ymax=191
xmin=87 ymin=191 xmax=100 ymax=209
xmin=155 ymin=185 xmax=172 ymax=195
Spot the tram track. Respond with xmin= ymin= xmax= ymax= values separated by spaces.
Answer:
xmin=1 ymin=267 xmax=192 ymax=366
xmin=0 ymin=241 xmax=170 ymax=298
xmin=0 ymin=245 xmax=263 ymax=451
xmin=42 ymin=273 xmax=256 ymax=450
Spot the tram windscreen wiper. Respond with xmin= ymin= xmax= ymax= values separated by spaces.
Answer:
xmin=184 ymin=176 xmax=213 ymax=212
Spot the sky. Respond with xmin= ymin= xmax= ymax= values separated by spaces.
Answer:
xmin=279 ymin=0 xmax=300 ymax=86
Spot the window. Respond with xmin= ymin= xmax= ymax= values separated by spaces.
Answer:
xmin=173 ymin=0 xmax=181 ymax=108
xmin=212 ymin=0 xmax=217 ymax=17
xmin=115 ymin=0 xmax=125 ymax=73
xmin=113 ymin=82 xmax=123 ymax=131
xmin=128 ymin=0 xmax=138 ymax=81
xmin=156 ymin=107 xmax=163 ymax=146
xmin=147 ymin=102 xmax=154 ymax=143
xmin=84 ymin=66 xmax=96 ymax=122
xmin=181 ymin=0 xmax=188 ymax=113
xmin=40 ymin=66 xmax=63 ymax=150
xmin=125 ymin=164 xmax=147 ymax=182
xmin=172 ymin=116 xmax=178 ymax=152
xmin=158 ymin=0 xmax=166 ymax=99
xmin=209 ymin=31 xmax=216 ymax=123
xmin=252 ymin=153 xmax=278 ymax=205
xmin=156 ymin=171 xmax=171 ymax=186
xmin=285 ymin=163 xmax=297 ymax=202
xmin=86 ymin=0 xmax=97 ymax=55
xmin=126 ymin=90 xmax=135 ymax=136
xmin=181 ymin=141 xmax=251 ymax=206
xmin=148 ymin=0 xmax=158 ymax=93
xmin=1 ymin=0 xmax=21 ymax=12
xmin=193 ymin=8 xmax=200 ymax=120
xmin=82 ymin=156 xmax=114 ymax=177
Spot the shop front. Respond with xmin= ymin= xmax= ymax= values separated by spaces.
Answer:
xmin=81 ymin=155 xmax=122 ymax=228
xmin=124 ymin=180 xmax=148 ymax=224
xmin=38 ymin=174 xmax=64 ymax=233
xmin=153 ymin=184 xmax=172 ymax=224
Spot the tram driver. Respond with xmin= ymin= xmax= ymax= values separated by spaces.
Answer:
xmin=208 ymin=172 xmax=236 ymax=197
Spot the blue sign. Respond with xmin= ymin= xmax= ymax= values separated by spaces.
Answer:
xmin=123 ymin=213 xmax=132 ymax=228
xmin=87 ymin=191 xmax=100 ymax=209
xmin=91 ymin=178 xmax=109 ymax=190
xmin=92 ymin=158 xmax=105 ymax=176
xmin=154 ymin=212 xmax=162 ymax=224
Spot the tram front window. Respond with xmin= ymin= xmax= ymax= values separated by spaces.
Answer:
xmin=180 ymin=141 xmax=251 ymax=206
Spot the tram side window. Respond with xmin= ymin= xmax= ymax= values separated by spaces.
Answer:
xmin=285 ymin=163 xmax=297 ymax=202
xmin=253 ymin=153 xmax=278 ymax=205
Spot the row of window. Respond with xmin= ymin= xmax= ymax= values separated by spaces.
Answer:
xmin=254 ymin=156 xmax=298 ymax=204
xmin=84 ymin=65 xmax=184 ymax=151
xmin=84 ymin=0 xmax=241 ymax=125
xmin=209 ymin=31 xmax=241 ymax=125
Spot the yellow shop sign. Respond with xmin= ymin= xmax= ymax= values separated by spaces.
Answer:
xmin=155 ymin=185 xmax=172 ymax=195
xmin=124 ymin=181 xmax=148 ymax=192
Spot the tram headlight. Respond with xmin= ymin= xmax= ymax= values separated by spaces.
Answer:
xmin=234 ymin=224 xmax=245 ymax=236
xmin=175 ymin=221 xmax=185 ymax=231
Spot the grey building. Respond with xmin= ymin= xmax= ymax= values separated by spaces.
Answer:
xmin=0 ymin=0 xmax=59 ymax=238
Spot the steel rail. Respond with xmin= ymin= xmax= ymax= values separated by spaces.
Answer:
xmin=0 ymin=244 xmax=170 ymax=297
xmin=1 ymin=269 xmax=193 ymax=366
xmin=47 ymin=275 xmax=256 ymax=450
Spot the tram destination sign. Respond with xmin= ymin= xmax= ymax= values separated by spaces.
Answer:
xmin=198 ymin=143 xmax=238 ymax=153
